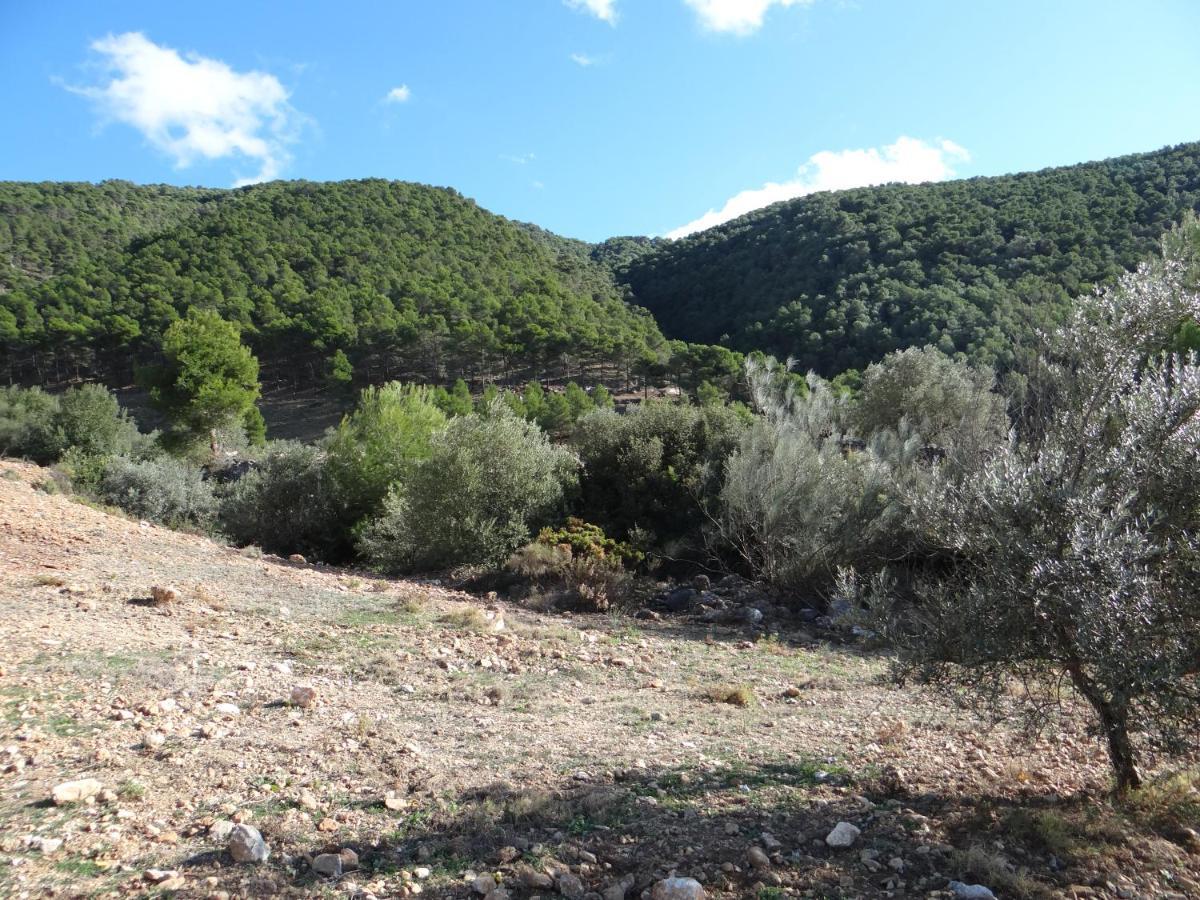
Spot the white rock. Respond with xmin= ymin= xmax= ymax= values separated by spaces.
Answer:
xmin=228 ymin=824 xmax=269 ymax=863
xmin=413 ymin=866 xmax=432 ymax=879
xmin=825 ymin=821 xmax=861 ymax=848
xmin=650 ymin=878 xmax=706 ymax=900
xmin=52 ymin=778 xmax=102 ymax=805
xmin=472 ymin=874 xmax=497 ymax=894
xmin=949 ymin=883 xmax=996 ymax=899
xmin=214 ymin=702 xmax=240 ymax=717
xmin=209 ymin=820 xmax=235 ymax=841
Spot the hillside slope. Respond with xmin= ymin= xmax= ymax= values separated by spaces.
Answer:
xmin=2 ymin=460 xmax=1197 ymax=897
xmin=622 ymin=141 xmax=1200 ymax=375
xmin=0 ymin=180 xmax=665 ymax=387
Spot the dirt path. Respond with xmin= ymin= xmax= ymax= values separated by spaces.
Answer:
xmin=1 ymin=460 xmax=1196 ymax=899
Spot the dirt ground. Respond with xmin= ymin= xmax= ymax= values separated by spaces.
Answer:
xmin=1 ymin=459 xmax=1197 ymax=899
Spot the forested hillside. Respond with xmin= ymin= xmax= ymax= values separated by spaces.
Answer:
xmin=621 ymin=141 xmax=1200 ymax=375
xmin=0 ymin=180 xmax=666 ymax=386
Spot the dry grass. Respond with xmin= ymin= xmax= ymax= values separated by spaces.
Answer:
xmin=439 ymin=606 xmax=490 ymax=631
xmin=702 ymin=683 xmax=756 ymax=707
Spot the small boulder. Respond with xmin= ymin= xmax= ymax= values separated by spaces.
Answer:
xmin=339 ymin=848 xmax=359 ymax=870
xmin=312 ymin=853 xmax=343 ymax=877
xmin=214 ymin=702 xmax=240 ymax=717
xmin=288 ymin=554 xmax=307 ymax=564
xmin=472 ymin=873 xmax=497 ymax=894
xmin=746 ymin=846 xmax=771 ymax=870
xmin=290 ymin=685 xmax=317 ymax=708
xmin=209 ymin=820 xmax=236 ymax=842
xmin=949 ymin=883 xmax=996 ymax=900
xmin=150 ymin=585 xmax=179 ymax=605
xmin=825 ymin=821 xmax=861 ymax=848
xmin=228 ymin=823 xmax=269 ymax=863
xmin=662 ymin=587 xmax=699 ymax=612
xmin=650 ymin=878 xmax=706 ymax=900
xmin=557 ymin=872 xmax=586 ymax=899
xmin=52 ymin=778 xmax=102 ymax=805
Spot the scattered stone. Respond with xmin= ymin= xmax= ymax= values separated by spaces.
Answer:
xmin=949 ymin=883 xmax=997 ymax=899
xmin=339 ymin=848 xmax=359 ymax=871
xmin=227 ymin=824 xmax=269 ymax=864
xmin=144 ymin=869 xmax=180 ymax=884
xmin=30 ymin=837 xmax=62 ymax=854
xmin=651 ymin=878 xmax=706 ymax=900
xmin=209 ymin=820 xmax=236 ymax=842
xmin=290 ymin=685 xmax=317 ymax=708
xmin=557 ymin=871 xmax=586 ymax=899
xmin=52 ymin=778 xmax=102 ymax=805
xmin=288 ymin=554 xmax=307 ymax=564
xmin=150 ymin=585 xmax=179 ymax=605
xmin=517 ymin=866 xmax=554 ymax=889
xmin=825 ymin=822 xmax=861 ymax=848
xmin=318 ymin=816 xmax=338 ymax=832
xmin=761 ymin=832 xmax=782 ymax=851
xmin=413 ymin=867 xmax=432 ymax=879
xmin=313 ymin=853 xmax=343 ymax=877
xmin=746 ymin=846 xmax=771 ymax=870
xmin=472 ymin=873 xmax=497 ymax=894
xmin=484 ymin=890 xmax=511 ymax=900
xmin=214 ymin=702 xmax=240 ymax=717
xmin=299 ymin=789 xmax=319 ymax=810
xmin=142 ymin=731 xmax=166 ymax=750
xmin=384 ymin=792 xmax=407 ymax=811
xmin=602 ymin=877 xmax=634 ymax=900
xmin=662 ymin=587 xmax=699 ymax=612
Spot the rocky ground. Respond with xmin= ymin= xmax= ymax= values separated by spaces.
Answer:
xmin=1 ymin=459 xmax=1198 ymax=899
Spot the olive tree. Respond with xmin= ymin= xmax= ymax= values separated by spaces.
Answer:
xmin=877 ymin=240 xmax=1200 ymax=792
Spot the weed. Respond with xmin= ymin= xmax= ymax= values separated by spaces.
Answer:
xmin=440 ymin=606 xmax=489 ymax=632
xmin=702 ymin=683 xmax=755 ymax=707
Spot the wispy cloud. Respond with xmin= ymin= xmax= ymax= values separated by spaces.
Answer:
xmin=68 ymin=32 xmax=302 ymax=186
xmin=667 ymin=137 xmax=970 ymax=239
xmin=565 ymin=0 xmax=617 ymax=24
xmin=683 ymin=0 xmax=812 ymax=35
xmin=501 ymin=152 xmax=537 ymax=165
xmin=384 ymin=84 xmax=411 ymax=103
xmin=570 ymin=52 xmax=599 ymax=67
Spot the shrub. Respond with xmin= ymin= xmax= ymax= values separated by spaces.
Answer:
xmin=719 ymin=349 xmax=1006 ymax=602
xmin=0 ymin=385 xmax=60 ymax=462
xmin=218 ymin=441 xmax=346 ymax=559
xmin=850 ymin=345 xmax=1008 ymax=466
xmin=873 ymin=235 xmax=1200 ymax=792
xmin=357 ymin=401 xmax=578 ymax=571
xmin=325 ymin=382 xmax=447 ymax=523
xmin=507 ymin=519 xmax=642 ymax=612
xmin=571 ymin=401 xmax=746 ymax=560
xmin=534 ymin=517 xmax=643 ymax=568
xmin=94 ymin=456 xmax=216 ymax=528
xmin=53 ymin=383 xmax=138 ymax=460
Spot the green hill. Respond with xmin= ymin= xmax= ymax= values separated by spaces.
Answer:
xmin=0 ymin=179 xmax=666 ymax=386
xmin=620 ymin=141 xmax=1200 ymax=375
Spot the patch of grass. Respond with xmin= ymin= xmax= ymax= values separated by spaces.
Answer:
xmin=239 ymin=544 xmax=263 ymax=559
xmin=950 ymin=846 xmax=1051 ymax=900
xmin=1 ymin=469 xmax=22 ymax=482
xmin=33 ymin=573 xmax=67 ymax=587
xmin=439 ymin=606 xmax=489 ymax=632
xmin=701 ymin=682 xmax=755 ymax=707
xmin=340 ymin=607 xmax=402 ymax=628
xmin=1005 ymin=808 xmax=1077 ymax=857
xmin=1123 ymin=769 xmax=1200 ymax=833
xmin=756 ymin=634 xmax=791 ymax=656
xmin=118 ymin=779 xmax=146 ymax=801
xmin=53 ymin=858 xmax=105 ymax=878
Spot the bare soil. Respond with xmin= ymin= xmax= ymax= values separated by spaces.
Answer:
xmin=1 ymin=459 xmax=1197 ymax=899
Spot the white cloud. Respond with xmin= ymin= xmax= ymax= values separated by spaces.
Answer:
xmin=683 ymin=0 xmax=811 ymax=35
xmin=70 ymin=32 xmax=301 ymax=186
xmin=501 ymin=153 xmax=536 ymax=165
xmin=565 ymin=0 xmax=617 ymax=24
xmin=667 ymin=137 xmax=970 ymax=239
xmin=384 ymin=84 xmax=411 ymax=103
xmin=570 ymin=52 xmax=598 ymax=67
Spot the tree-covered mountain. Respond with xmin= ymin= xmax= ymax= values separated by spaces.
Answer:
xmin=620 ymin=141 xmax=1200 ymax=375
xmin=1 ymin=180 xmax=666 ymax=386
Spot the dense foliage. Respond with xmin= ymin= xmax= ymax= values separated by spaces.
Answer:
xmin=873 ymin=231 xmax=1200 ymax=791
xmin=1 ymin=180 xmax=667 ymax=387
xmin=357 ymin=402 xmax=579 ymax=571
xmin=623 ymin=141 xmax=1200 ymax=375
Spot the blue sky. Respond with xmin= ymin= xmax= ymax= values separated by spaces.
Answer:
xmin=1 ymin=0 xmax=1198 ymax=241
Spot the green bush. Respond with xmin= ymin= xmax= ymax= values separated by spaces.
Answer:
xmin=94 ymin=456 xmax=216 ymax=528
xmin=325 ymin=382 xmax=447 ymax=524
xmin=571 ymin=401 xmax=747 ymax=558
xmin=0 ymin=385 xmax=60 ymax=462
xmin=535 ymin=517 xmax=643 ymax=568
xmin=358 ymin=402 xmax=578 ymax=571
xmin=219 ymin=442 xmax=345 ymax=559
